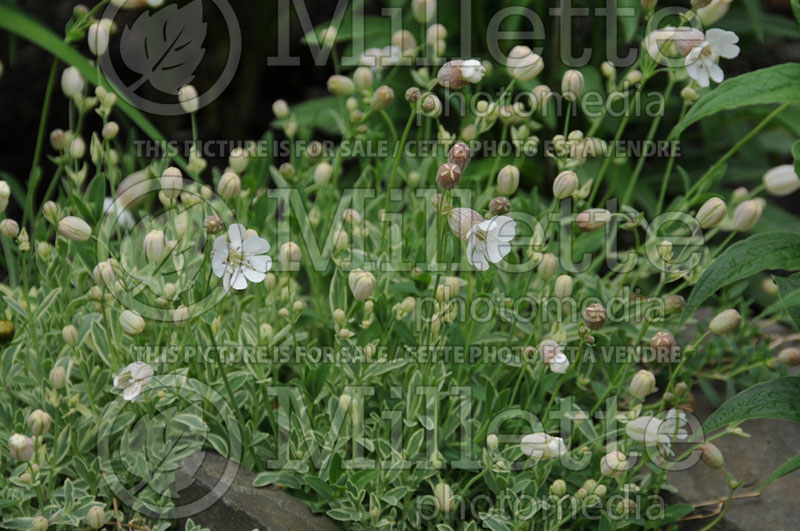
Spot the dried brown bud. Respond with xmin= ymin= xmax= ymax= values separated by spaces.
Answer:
xmin=405 ymin=87 xmax=422 ymax=103
xmin=448 ymin=142 xmax=472 ymax=171
xmin=583 ymin=303 xmax=607 ymax=330
xmin=488 ymin=197 xmax=511 ymax=216
xmin=436 ymin=162 xmax=462 ymax=190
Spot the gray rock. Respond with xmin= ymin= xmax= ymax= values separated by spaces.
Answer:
xmin=175 ymin=451 xmax=339 ymax=531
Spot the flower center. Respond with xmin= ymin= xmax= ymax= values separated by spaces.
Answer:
xmin=228 ymin=246 xmax=245 ymax=269
xmin=475 ymin=228 xmax=488 ymax=242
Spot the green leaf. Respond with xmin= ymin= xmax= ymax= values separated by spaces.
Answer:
xmin=793 ymin=140 xmax=800 ymax=179
xmin=759 ymin=452 xmax=800 ymax=492
xmin=773 ymin=273 xmax=800 ymax=331
xmin=793 ymin=0 xmax=800 ymax=33
xmin=703 ymin=376 xmax=800 ymax=433
xmin=680 ymin=232 xmax=800 ymax=325
xmin=670 ymin=63 xmax=800 ymax=138
xmin=742 ymin=0 xmax=765 ymax=41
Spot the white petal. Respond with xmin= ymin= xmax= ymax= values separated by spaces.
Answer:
xmin=708 ymin=62 xmax=724 ymax=83
xmin=492 ymin=216 xmax=517 ymax=242
xmin=222 ymin=271 xmax=232 ymax=291
xmin=467 ymin=241 xmax=490 ymax=271
xmin=212 ymin=257 xmax=228 ymax=277
xmin=242 ymin=236 xmax=270 ymax=255
xmin=213 ymin=235 xmax=229 ymax=253
xmin=230 ymin=269 xmax=248 ymax=290
xmin=485 ymin=240 xmax=506 ymax=263
xmin=123 ymin=382 xmax=142 ymax=401
xmin=248 ymin=254 xmax=272 ymax=273
xmin=242 ymin=266 xmax=266 ymax=283
xmin=227 ymin=223 xmax=246 ymax=245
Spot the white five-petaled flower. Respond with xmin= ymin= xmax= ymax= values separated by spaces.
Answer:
xmin=211 ymin=223 xmax=272 ymax=291
xmin=465 ymin=216 xmax=515 ymax=271
xmin=625 ymin=409 xmax=688 ymax=455
xmin=685 ymin=29 xmax=740 ymax=88
xmin=114 ymin=362 xmax=154 ymax=402
xmin=460 ymin=59 xmax=486 ymax=83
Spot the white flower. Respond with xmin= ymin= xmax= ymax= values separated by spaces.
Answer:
xmin=360 ymin=46 xmax=403 ymax=70
xmin=103 ymin=197 xmax=134 ymax=229
xmin=763 ymin=164 xmax=800 ymax=196
xmin=685 ymin=29 xmax=740 ymax=88
xmin=460 ymin=59 xmax=486 ymax=83
xmin=521 ymin=432 xmax=567 ymax=459
xmin=625 ymin=409 xmax=688 ymax=455
xmin=113 ymin=362 xmax=154 ymax=401
xmin=465 ymin=216 xmax=515 ymax=271
xmin=211 ymin=223 xmax=272 ymax=291
xmin=549 ymin=352 xmax=570 ymax=374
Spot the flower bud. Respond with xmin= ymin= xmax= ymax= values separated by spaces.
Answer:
xmin=144 ymin=229 xmax=167 ymax=262
xmin=732 ymin=199 xmax=762 ymax=231
xmin=412 ymin=0 xmax=436 ymax=23
xmin=0 ymin=218 xmax=19 ymax=238
xmin=30 ymin=516 xmax=49 ymax=531
xmin=629 ymin=370 xmax=656 ymax=399
xmin=327 ymin=75 xmax=355 ymax=96
xmin=353 ymin=67 xmax=373 ymax=91
xmin=681 ymin=86 xmax=699 ymax=102
xmin=58 ymin=216 xmax=92 ymax=241
xmin=447 ymin=208 xmax=483 ymax=240
xmin=583 ymin=303 xmax=607 ymax=330
xmin=664 ymin=295 xmax=686 ymax=314
xmin=218 ymin=171 xmax=241 ymax=200
xmin=448 ymin=141 xmax=472 ymax=171
xmin=348 ymin=269 xmax=376 ymax=301
xmin=314 ymin=162 xmax=333 ymax=186
xmin=420 ymin=92 xmax=442 ymax=117
xmin=60 ymin=324 xmax=79 ymax=346
xmin=160 ymin=166 xmax=182 ymax=200
xmin=538 ymin=253 xmax=558 ymax=279
xmin=61 ymin=66 xmax=84 ymax=99
xmin=778 ymin=347 xmax=800 ymax=367
xmin=600 ymin=451 xmax=629 ymax=478
xmin=204 ymin=215 xmax=224 ymax=235
xmin=119 ymin=310 xmax=145 ymax=335
xmin=50 ymin=128 xmax=67 ymax=151
xmin=88 ymin=20 xmax=110 ymax=55
xmin=392 ymin=30 xmax=416 ymax=54
xmin=433 ymin=482 xmax=455 ymax=512
xmin=709 ymin=309 xmax=741 ymax=334
xmin=87 ymin=506 xmax=105 ymax=529
xmin=405 ymin=87 xmax=421 ymax=103
xmin=617 ymin=499 xmax=637 ymax=516
xmin=488 ymin=196 xmax=511 ymax=216
xmin=27 ymin=409 xmax=52 ymax=436
xmin=763 ymin=164 xmax=800 ymax=197
xmin=496 ymin=165 xmax=520 ymax=196
xmin=561 ymin=70 xmax=584 ymax=101
xmin=698 ymin=0 xmax=732 ymax=25
xmin=228 ymin=147 xmax=248 ymax=173
xmin=506 ymin=45 xmax=544 ymax=81
xmin=102 ymin=121 xmax=119 ymax=140
xmin=553 ymin=274 xmax=573 ymax=299
xmin=69 ymin=137 xmax=86 ymax=159
xmin=332 ymin=229 xmax=349 ymax=251
xmin=272 ymin=99 xmax=289 ymax=119
xmin=601 ymin=61 xmax=616 ymax=78
xmin=650 ymin=331 xmax=676 ymax=354
xmin=371 ymin=85 xmax=395 ymax=110
xmin=172 ymin=305 xmax=189 ymax=328
xmin=93 ymin=260 xmax=116 ymax=286
xmin=700 ymin=442 xmax=725 ymax=469
xmin=553 ymin=170 xmax=578 ymax=199
xmin=8 ymin=433 xmax=34 ymax=461
xmin=49 ymin=366 xmax=66 ymax=389
xmin=732 ymin=187 xmax=748 ymax=202
xmin=280 ymin=241 xmax=302 ymax=268
xmin=696 ymin=197 xmax=727 ymax=229
xmin=427 ymin=23 xmax=447 ymax=43
xmin=576 ymin=208 xmax=611 ymax=232
xmin=178 ymin=84 xmax=199 ymax=113
xmin=436 ymin=162 xmax=462 ymax=190
xmin=550 ymin=479 xmax=567 ymax=496
xmin=487 ymin=434 xmax=499 ymax=450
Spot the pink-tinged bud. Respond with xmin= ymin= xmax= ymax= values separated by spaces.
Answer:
xmin=58 ymin=216 xmax=92 ymax=241
xmin=576 ymin=208 xmax=611 ymax=232
xmin=8 ymin=433 xmax=34 ymax=461
xmin=447 ymin=208 xmax=483 ymax=240
xmin=506 ymin=45 xmax=544 ymax=81
xmin=561 ymin=70 xmax=584 ymax=101
xmin=405 ymin=86 xmax=422 ymax=103
xmin=448 ymin=141 xmax=472 ymax=171
xmin=709 ymin=309 xmax=741 ymax=334
xmin=700 ymin=442 xmax=725 ymax=469
xmin=763 ymin=164 xmax=800 ymax=197
xmin=672 ymin=27 xmax=705 ymax=56
xmin=583 ymin=303 xmax=607 ymax=330
xmin=732 ymin=199 xmax=762 ymax=231
xmin=650 ymin=330 xmax=676 ymax=353
xmin=371 ymin=85 xmax=395 ymax=110
xmin=496 ymin=165 xmax=520 ymax=195
xmin=436 ymin=162 xmax=462 ymax=190
xmin=204 ymin=215 xmax=224 ymax=234
xmin=327 ymin=75 xmax=355 ymax=96
xmin=629 ymin=370 xmax=656 ymax=399
xmin=600 ymin=451 xmax=629 ymax=478
xmin=437 ymin=60 xmax=468 ymax=89
xmin=553 ymin=170 xmax=578 ymax=199
xmin=778 ymin=347 xmax=800 ymax=367
xmin=488 ymin=197 xmax=511 ymax=216
xmin=696 ymin=197 xmax=727 ymax=229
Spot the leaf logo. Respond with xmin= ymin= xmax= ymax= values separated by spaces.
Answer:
xmin=120 ymin=0 xmax=207 ymax=95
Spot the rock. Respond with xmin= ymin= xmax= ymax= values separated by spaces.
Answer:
xmin=175 ymin=451 xmax=339 ymax=530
